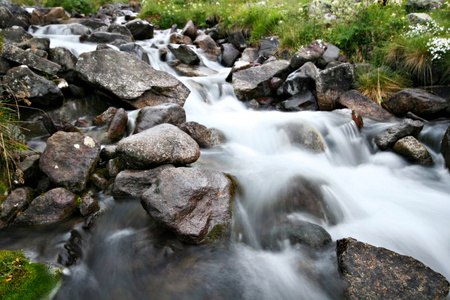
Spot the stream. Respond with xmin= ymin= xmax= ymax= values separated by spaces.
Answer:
xmin=1 ymin=23 xmax=450 ymax=299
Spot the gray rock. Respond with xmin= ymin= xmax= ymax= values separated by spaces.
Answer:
xmin=141 ymin=167 xmax=234 ymax=244
xmin=227 ymin=31 xmax=247 ymax=51
xmin=232 ymin=60 xmax=290 ymax=100
xmin=107 ymin=23 xmax=134 ymax=40
xmin=382 ymin=89 xmax=449 ymax=118
xmin=116 ymin=123 xmax=200 ymax=169
xmin=279 ymin=122 xmax=327 ymax=153
xmin=83 ymin=32 xmax=133 ymax=44
xmin=3 ymin=66 xmax=64 ymax=106
xmin=0 ymin=187 xmax=34 ymax=227
xmin=119 ymin=43 xmax=150 ymax=64
xmin=0 ymin=26 xmax=32 ymax=43
xmin=168 ymin=44 xmax=200 ymax=65
xmin=106 ymin=157 xmax=127 ymax=178
xmin=14 ymin=188 xmax=78 ymax=225
xmin=0 ymin=3 xmax=30 ymax=29
xmin=336 ymin=89 xmax=394 ymax=121
xmin=278 ymin=90 xmax=318 ymax=112
xmin=93 ymin=107 xmax=117 ymax=126
xmin=209 ymin=128 xmax=226 ymax=146
xmin=258 ymin=36 xmax=279 ymax=57
xmin=407 ymin=12 xmax=433 ymax=23
xmin=112 ymin=165 xmax=175 ymax=198
xmin=441 ymin=125 xmax=450 ymax=171
xmin=174 ymin=64 xmax=218 ymax=77
xmin=13 ymin=154 xmax=41 ymax=186
xmin=405 ymin=0 xmax=443 ymax=12
xmin=317 ymin=43 xmax=340 ymax=68
xmin=16 ymin=38 xmax=50 ymax=51
xmin=194 ymin=34 xmax=221 ymax=61
xmin=290 ymin=40 xmax=327 ymax=70
xmin=75 ymin=49 xmax=190 ymax=108
xmin=134 ymin=103 xmax=186 ymax=133
xmin=277 ymin=62 xmax=318 ymax=97
xmin=337 ymin=237 xmax=449 ymax=299
xmin=48 ymin=47 xmax=77 ymax=72
xmin=181 ymin=20 xmax=197 ymax=40
xmin=270 ymin=219 xmax=332 ymax=249
xmin=125 ymin=19 xmax=154 ymax=40
xmin=2 ymin=43 xmax=61 ymax=75
xmin=375 ymin=119 xmax=424 ymax=150
xmin=179 ymin=121 xmax=215 ymax=148
xmin=316 ymin=63 xmax=355 ymax=111
xmin=40 ymin=132 xmax=101 ymax=193
xmin=240 ymin=47 xmax=259 ymax=63
xmin=393 ymin=136 xmax=433 ymax=166
xmin=0 ymin=57 xmax=11 ymax=74
xmin=221 ymin=43 xmax=240 ymax=67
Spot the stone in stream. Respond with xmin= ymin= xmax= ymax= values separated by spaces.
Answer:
xmin=106 ymin=107 xmax=128 ymax=143
xmin=168 ymin=44 xmax=200 ymax=65
xmin=393 ymin=136 xmax=433 ymax=166
xmin=375 ymin=118 xmax=424 ymax=150
xmin=82 ymin=31 xmax=133 ymax=44
xmin=180 ymin=121 xmax=216 ymax=149
xmin=221 ymin=43 xmax=241 ymax=67
xmin=169 ymin=32 xmax=192 ymax=45
xmin=277 ymin=62 xmax=318 ymax=98
xmin=337 ymin=237 xmax=450 ymax=299
xmin=336 ymin=89 xmax=394 ymax=121
xmin=174 ymin=64 xmax=218 ymax=77
xmin=441 ymin=125 xmax=450 ymax=171
xmin=125 ymin=19 xmax=154 ymax=40
xmin=75 ymin=49 xmax=190 ymax=109
xmin=194 ymin=34 xmax=221 ymax=61
xmin=278 ymin=122 xmax=327 ymax=153
xmin=277 ymin=90 xmax=318 ymax=112
xmin=182 ymin=20 xmax=197 ymax=40
xmin=119 ymin=43 xmax=150 ymax=64
xmin=134 ymin=103 xmax=186 ymax=134
xmin=0 ymin=187 xmax=34 ymax=228
xmin=106 ymin=23 xmax=134 ymax=41
xmin=141 ymin=167 xmax=235 ymax=244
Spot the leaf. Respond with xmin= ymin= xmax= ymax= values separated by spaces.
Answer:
xmin=5 ymin=278 xmax=11 ymax=282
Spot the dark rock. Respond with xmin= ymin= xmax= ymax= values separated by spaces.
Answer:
xmin=116 ymin=123 xmax=200 ymax=169
xmin=337 ymin=237 xmax=450 ymax=299
xmin=14 ymin=188 xmax=78 ymax=225
xmin=107 ymin=23 xmax=134 ymax=40
xmin=336 ymin=89 xmax=394 ymax=121
xmin=232 ymin=60 xmax=290 ymax=100
xmin=441 ymin=125 xmax=450 ymax=171
xmin=194 ymin=34 xmax=221 ymax=61
xmin=174 ymin=64 xmax=218 ymax=77
xmin=100 ymin=145 xmax=117 ymax=161
xmin=270 ymin=219 xmax=332 ymax=249
xmin=277 ymin=62 xmax=318 ymax=97
xmin=2 ymin=43 xmax=61 ymax=75
xmin=269 ymin=77 xmax=283 ymax=90
xmin=179 ymin=121 xmax=215 ymax=148
xmin=106 ymin=108 xmax=128 ymax=143
xmin=93 ymin=107 xmax=118 ymax=126
xmin=57 ymin=230 xmax=83 ymax=267
xmin=181 ymin=20 xmax=197 ymax=40
xmin=119 ymin=42 xmax=150 ymax=64
xmin=317 ymin=43 xmax=340 ymax=68
xmin=277 ymin=90 xmax=318 ymax=112
xmin=79 ymin=19 xmax=107 ymax=31
xmin=83 ymin=31 xmax=133 ymax=44
xmin=290 ymin=40 xmax=327 ymax=70
xmin=79 ymin=192 xmax=100 ymax=216
xmin=16 ymin=38 xmax=50 ymax=51
xmin=40 ymin=132 xmax=101 ymax=193
xmin=112 ymin=165 xmax=175 ymax=198
xmin=227 ymin=31 xmax=247 ymax=51
xmin=405 ymin=0 xmax=442 ymax=12
xmin=382 ymin=89 xmax=449 ymax=118
xmin=375 ymin=119 xmax=424 ymax=150
xmin=258 ymin=36 xmax=279 ymax=57
xmin=0 ymin=3 xmax=30 ymax=29
xmin=75 ymin=49 xmax=190 ymax=108
xmin=279 ymin=122 xmax=327 ymax=153
xmin=90 ymin=172 xmax=109 ymax=190
xmin=169 ymin=32 xmax=192 ymax=45
xmin=40 ymin=114 xmax=79 ymax=135
xmin=3 ymin=66 xmax=64 ymax=107
xmin=125 ymin=19 xmax=154 ymax=40
xmin=316 ymin=63 xmax=355 ymax=111
xmin=393 ymin=136 xmax=434 ymax=166
xmin=0 ymin=57 xmax=11 ymax=74
xmin=141 ymin=167 xmax=234 ymax=244
xmin=134 ymin=103 xmax=186 ymax=133
xmin=106 ymin=157 xmax=127 ymax=178
xmin=168 ymin=44 xmax=200 ymax=65
xmin=48 ymin=47 xmax=77 ymax=72
xmin=221 ymin=43 xmax=240 ymax=67
xmin=13 ymin=154 xmax=41 ymax=186
xmin=352 ymin=110 xmax=364 ymax=131
xmin=0 ymin=26 xmax=32 ymax=43
xmin=0 ymin=187 xmax=34 ymax=227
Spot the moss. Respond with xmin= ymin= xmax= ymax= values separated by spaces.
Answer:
xmin=205 ymin=224 xmax=226 ymax=243
xmin=0 ymin=250 xmax=61 ymax=300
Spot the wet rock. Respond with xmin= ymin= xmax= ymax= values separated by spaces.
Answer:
xmin=13 ymin=154 xmax=41 ymax=186
xmin=277 ymin=62 xmax=318 ymax=97
xmin=90 ymin=172 xmax=109 ymax=190
xmin=277 ymin=90 xmax=318 ymax=112
xmin=209 ymin=128 xmax=226 ymax=146
xmin=75 ymin=49 xmax=190 ymax=108
xmin=3 ymin=66 xmax=64 ymax=107
xmin=279 ymin=122 xmax=327 ymax=153
xmin=316 ymin=63 xmax=355 ymax=111
xmin=82 ymin=31 xmax=133 ymax=44
xmin=0 ymin=187 xmax=34 ymax=227
xmin=169 ymin=32 xmax=192 ymax=45
xmin=174 ymin=64 xmax=218 ymax=77
xmin=48 ymin=47 xmax=78 ymax=72
xmin=112 ymin=165 xmax=175 ymax=198
xmin=232 ymin=60 xmax=290 ymax=100
xmin=179 ymin=121 xmax=216 ymax=148
xmin=116 ymin=123 xmax=200 ymax=169
xmin=125 ymin=19 xmax=154 ymax=40
xmin=14 ymin=187 xmax=78 ymax=225
xmin=57 ymin=230 xmax=83 ymax=267
xmin=107 ymin=23 xmax=134 ymax=40
xmin=141 ymin=167 xmax=234 ymax=244
xmin=106 ymin=108 xmax=128 ymax=143
xmin=227 ymin=31 xmax=247 ymax=51
xmin=393 ymin=136 xmax=433 ymax=166
xmin=106 ymin=157 xmax=127 ymax=178
xmin=134 ymin=103 xmax=186 ymax=134
xmin=270 ymin=219 xmax=332 ymax=249
xmin=168 ymin=44 xmax=200 ymax=65
xmin=441 ymin=125 xmax=450 ymax=171
xmin=2 ymin=43 xmax=61 ymax=75
xmin=240 ymin=47 xmax=259 ymax=63
xmin=79 ymin=191 xmax=100 ymax=217
xmin=382 ymin=89 xmax=449 ymax=118
xmin=0 ymin=26 xmax=33 ymax=43
xmin=119 ymin=43 xmax=150 ymax=64
xmin=221 ymin=43 xmax=240 ymax=67
xmin=93 ymin=107 xmax=118 ymax=126
xmin=40 ymin=132 xmax=101 ymax=193
xmin=290 ymin=40 xmax=327 ymax=70
xmin=337 ymin=237 xmax=450 ymax=299
xmin=40 ymin=114 xmax=79 ymax=135
xmin=375 ymin=119 xmax=424 ymax=150
xmin=194 ymin=34 xmax=221 ymax=61
xmin=336 ymin=89 xmax=394 ymax=121
xmin=182 ymin=20 xmax=197 ymax=40
xmin=258 ymin=36 xmax=279 ymax=57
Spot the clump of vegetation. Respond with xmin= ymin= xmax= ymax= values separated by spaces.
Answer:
xmin=0 ymin=250 xmax=61 ymax=300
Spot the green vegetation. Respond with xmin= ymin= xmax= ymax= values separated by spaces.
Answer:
xmin=40 ymin=0 xmax=132 ymax=15
xmin=0 ymin=250 xmax=60 ymax=300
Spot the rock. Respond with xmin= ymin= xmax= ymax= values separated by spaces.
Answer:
xmin=405 ymin=0 xmax=443 ymax=12
xmin=79 ymin=192 xmax=100 ymax=217
xmin=221 ymin=43 xmax=240 ymax=67
xmin=227 ymin=31 xmax=247 ymax=51
xmin=194 ymin=34 xmax=221 ymax=61
xmin=441 ymin=125 xmax=450 ymax=171
xmin=336 ymin=89 xmax=394 ymax=121
xmin=57 ymin=230 xmax=83 ymax=267
xmin=14 ymin=188 xmax=78 ymax=225
xmin=0 ymin=26 xmax=32 ymax=43
xmin=106 ymin=108 xmax=128 ymax=143
xmin=209 ymin=128 xmax=226 ymax=146
xmin=316 ymin=63 xmax=355 ymax=111
xmin=116 ymin=124 xmax=200 ymax=169
xmin=0 ymin=187 xmax=34 ymax=227
xmin=258 ymin=36 xmax=279 ymax=57
xmin=182 ymin=20 xmax=197 ymax=40
xmin=134 ymin=103 xmax=186 ymax=133
xmin=3 ymin=66 xmax=64 ymax=107
xmin=2 ymin=43 xmax=61 ymax=75
xmin=90 ymin=173 xmax=109 ymax=190
xmin=270 ymin=219 xmax=332 ymax=249
xmin=112 ymin=165 xmax=175 ymax=198
xmin=107 ymin=23 xmax=134 ymax=40
xmin=240 ymin=47 xmax=259 ymax=63
xmin=43 ymin=7 xmax=66 ymax=24
xmin=168 ymin=44 xmax=200 ymax=65
xmin=407 ymin=12 xmax=433 ymax=23
xmin=174 ymin=64 xmax=218 ymax=77
xmin=125 ymin=19 xmax=154 ymax=40
xmin=13 ymin=154 xmax=41 ymax=186
xmin=82 ymin=32 xmax=133 ymax=44
xmin=290 ymin=40 xmax=327 ymax=70
xmin=375 ymin=119 xmax=424 ymax=150
xmin=277 ymin=62 xmax=318 ymax=97
xmin=16 ymin=38 xmax=50 ymax=51
xmin=232 ymin=60 xmax=290 ymax=100
xmin=75 ymin=49 xmax=190 ymax=108
xmin=40 ymin=132 xmax=101 ymax=193
xmin=337 ymin=237 xmax=450 ymax=299
xmin=40 ymin=114 xmax=79 ymax=135
xmin=277 ymin=90 xmax=318 ymax=112
xmin=106 ymin=157 xmax=127 ymax=178
xmin=382 ymin=89 xmax=449 ymax=118
xmin=93 ymin=107 xmax=118 ymax=126
xmin=317 ymin=43 xmax=340 ymax=68
xmin=0 ymin=57 xmax=11 ymax=74
xmin=179 ymin=121 xmax=215 ymax=148
xmin=119 ymin=43 xmax=150 ymax=64
xmin=279 ymin=122 xmax=327 ymax=153
xmin=48 ymin=47 xmax=78 ymax=72
xmin=0 ymin=3 xmax=30 ymax=29
xmin=169 ymin=32 xmax=192 ymax=45
xmin=393 ymin=136 xmax=433 ymax=166
xmin=141 ymin=167 xmax=234 ymax=244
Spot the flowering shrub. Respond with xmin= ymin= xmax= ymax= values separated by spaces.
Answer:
xmin=427 ymin=37 xmax=450 ymax=61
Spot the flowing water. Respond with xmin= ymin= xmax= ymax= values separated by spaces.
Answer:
xmin=2 ymin=23 xmax=450 ymax=299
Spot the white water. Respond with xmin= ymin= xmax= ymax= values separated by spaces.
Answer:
xmin=22 ymin=24 xmax=450 ymax=299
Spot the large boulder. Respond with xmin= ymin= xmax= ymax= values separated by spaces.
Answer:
xmin=0 ymin=2 xmax=30 ymax=29
xmin=382 ymin=89 xmax=449 ymax=118
xmin=141 ymin=167 xmax=235 ymax=244
xmin=336 ymin=89 xmax=394 ymax=121
xmin=74 ymin=49 xmax=190 ymax=108
xmin=1 ymin=43 xmax=61 ymax=75
xmin=116 ymin=123 xmax=200 ymax=169
xmin=14 ymin=188 xmax=78 ymax=225
xmin=232 ymin=60 xmax=290 ymax=100
xmin=3 ymin=66 xmax=64 ymax=107
xmin=375 ymin=119 xmax=424 ymax=150
xmin=290 ymin=40 xmax=327 ymax=70
xmin=337 ymin=237 xmax=450 ymax=299
xmin=168 ymin=44 xmax=200 ymax=65
xmin=134 ymin=103 xmax=186 ymax=134
xmin=441 ymin=125 xmax=450 ymax=171
xmin=393 ymin=136 xmax=433 ymax=166
xmin=0 ymin=26 xmax=32 ymax=43
xmin=48 ymin=47 xmax=78 ymax=72
xmin=40 ymin=132 xmax=101 ymax=193
xmin=119 ymin=43 xmax=150 ymax=64
xmin=125 ymin=19 xmax=154 ymax=40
